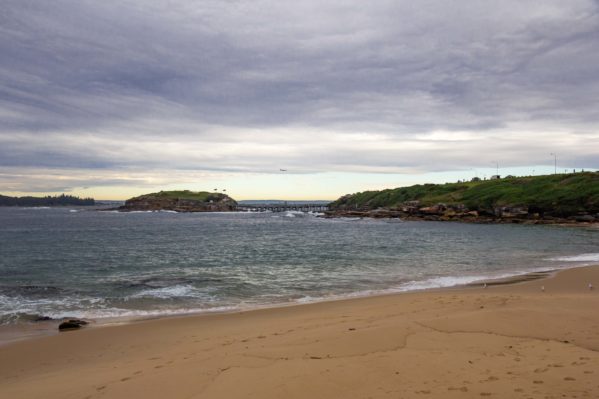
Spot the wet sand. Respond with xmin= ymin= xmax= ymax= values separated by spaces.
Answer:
xmin=1 ymin=265 xmax=598 ymax=399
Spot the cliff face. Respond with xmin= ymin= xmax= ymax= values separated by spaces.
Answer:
xmin=119 ymin=191 xmax=237 ymax=212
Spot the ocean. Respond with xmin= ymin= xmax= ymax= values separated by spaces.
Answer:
xmin=0 ymin=207 xmax=597 ymax=325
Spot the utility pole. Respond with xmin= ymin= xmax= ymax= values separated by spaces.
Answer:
xmin=493 ymin=161 xmax=499 ymax=176
xmin=550 ymin=153 xmax=557 ymax=174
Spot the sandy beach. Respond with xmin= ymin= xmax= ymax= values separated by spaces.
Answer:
xmin=1 ymin=266 xmax=598 ymax=399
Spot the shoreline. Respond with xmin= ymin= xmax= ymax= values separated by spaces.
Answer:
xmin=0 ymin=264 xmax=570 ymax=347
xmin=324 ymin=209 xmax=599 ymax=226
xmin=1 ymin=265 xmax=599 ymax=398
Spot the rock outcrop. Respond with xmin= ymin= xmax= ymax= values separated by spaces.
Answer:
xmin=325 ymin=202 xmax=598 ymax=224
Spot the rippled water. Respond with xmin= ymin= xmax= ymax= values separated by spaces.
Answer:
xmin=0 ymin=207 xmax=597 ymax=324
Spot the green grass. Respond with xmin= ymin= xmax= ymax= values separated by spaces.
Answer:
xmin=330 ymin=173 xmax=599 ymax=216
xmin=134 ymin=190 xmax=224 ymax=202
xmin=149 ymin=190 xmax=212 ymax=201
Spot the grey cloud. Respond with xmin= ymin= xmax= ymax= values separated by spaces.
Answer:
xmin=1 ymin=0 xmax=598 ymax=184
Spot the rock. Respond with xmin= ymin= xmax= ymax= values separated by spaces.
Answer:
xmin=575 ymin=214 xmax=595 ymax=222
xmin=419 ymin=204 xmax=446 ymax=215
xmin=59 ymin=319 xmax=88 ymax=331
xmin=495 ymin=206 xmax=529 ymax=218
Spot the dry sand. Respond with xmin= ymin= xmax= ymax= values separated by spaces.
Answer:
xmin=1 ymin=266 xmax=599 ymax=399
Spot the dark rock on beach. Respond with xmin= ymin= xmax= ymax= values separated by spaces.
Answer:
xmin=58 ymin=319 xmax=89 ymax=331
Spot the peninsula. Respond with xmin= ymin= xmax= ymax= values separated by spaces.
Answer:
xmin=327 ymin=172 xmax=599 ymax=224
xmin=118 ymin=190 xmax=237 ymax=212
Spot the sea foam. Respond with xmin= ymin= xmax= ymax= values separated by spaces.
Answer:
xmin=549 ymin=253 xmax=599 ymax=262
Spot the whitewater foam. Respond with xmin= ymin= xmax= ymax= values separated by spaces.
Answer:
xmin=549 ymin=253 xmax=599 ymax=262
xmin=130 ymin=284 xmax=216 ymax=300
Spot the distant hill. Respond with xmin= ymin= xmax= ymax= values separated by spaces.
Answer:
xmin=0 ymin=194 xmax=95 ymax=207
xmin=329 ymin=172 xmax=599 ymax=223
xmin=119 ymin=190 xmax=237 ymax=212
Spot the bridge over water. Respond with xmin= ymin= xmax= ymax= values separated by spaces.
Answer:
xmin=236 ymin=202 xmax=330 ymax=212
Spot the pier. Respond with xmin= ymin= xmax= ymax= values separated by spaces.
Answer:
xmin=236 ymin=202 xmax=330 ymax=212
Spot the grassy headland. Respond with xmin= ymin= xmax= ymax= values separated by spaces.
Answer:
xmin=135 ymin=190 xmax=215 ymax=201
xmin=329 ymin=172 xmax=599 ymax=222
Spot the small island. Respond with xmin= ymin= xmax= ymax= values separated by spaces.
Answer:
xmin=118 ymin=190 xmax=237 ymax=212
xmin=0 ymin=194 xmax=95 ymax=207
xmin=327 ymin=172 xmax=599 ymax=224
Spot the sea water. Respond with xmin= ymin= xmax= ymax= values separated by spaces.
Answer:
xmin=0 ymin=207 xmax=597 ymax=324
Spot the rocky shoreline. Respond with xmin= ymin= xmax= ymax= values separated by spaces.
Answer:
xmin=324 ymin=202 xmax=599 ymax=225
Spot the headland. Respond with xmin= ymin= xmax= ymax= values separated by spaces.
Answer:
xmin=326 ymin=172 xmax=599 ymax=224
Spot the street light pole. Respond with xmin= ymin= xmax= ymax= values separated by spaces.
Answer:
xmin=550 ymin=153 xmax=557 ymax=174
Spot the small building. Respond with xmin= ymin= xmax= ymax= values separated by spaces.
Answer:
xmin=490 ymin=175 xmax=501 ymax=180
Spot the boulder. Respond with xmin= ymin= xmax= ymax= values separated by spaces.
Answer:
xmin=59 ymin=319 xmax=88 ymax=331
xmin=419 ymin=204 xmax=446 ymax=215
xmin=575 ymin=215 xmax=595 ymax=222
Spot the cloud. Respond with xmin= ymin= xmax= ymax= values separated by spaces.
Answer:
xmin=1 ymin=0 xmax=598 ymax=194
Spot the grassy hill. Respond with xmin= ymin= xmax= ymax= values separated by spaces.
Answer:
xmin=330 ymin=173 xmax=599 ymax=217
xmin=135 ymin=190 xmax=214 ymax=201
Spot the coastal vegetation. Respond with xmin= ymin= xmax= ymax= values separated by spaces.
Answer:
xmin=329 ymin=172 xmax=599 ymax=222
xmin=0 ymin=194 xmax=95 ymax=206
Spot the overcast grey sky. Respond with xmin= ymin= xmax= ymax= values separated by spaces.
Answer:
xmin=1 ymin=0 xmax=598 ymax=199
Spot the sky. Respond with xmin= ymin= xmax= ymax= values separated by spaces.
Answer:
xmin=1 ymin=0 xmax=598 ymax=200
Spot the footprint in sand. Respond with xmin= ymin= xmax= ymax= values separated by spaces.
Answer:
xmin=564 ymin=377 xmax=576 ymax=381
xmin=533 ymin=380 xmax=544 ymax=384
